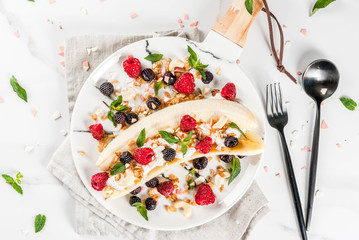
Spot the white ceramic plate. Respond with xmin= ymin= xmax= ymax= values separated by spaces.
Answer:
xmin=70 ymin=36 xmax=265 ymax=231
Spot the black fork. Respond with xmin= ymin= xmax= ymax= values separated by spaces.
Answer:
xmin=266 ymin=83 xmax=308 ymax=240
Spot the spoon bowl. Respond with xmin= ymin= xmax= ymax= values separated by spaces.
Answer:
xmin=302 ymin=59 xmax=339 ymax=102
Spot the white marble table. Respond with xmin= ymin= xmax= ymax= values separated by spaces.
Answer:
xmin=1 ymin=0 xmax=358 ymax=239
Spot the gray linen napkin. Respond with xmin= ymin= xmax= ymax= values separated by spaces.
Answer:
xmin=48 ymin=28 xmax=269 ymax=240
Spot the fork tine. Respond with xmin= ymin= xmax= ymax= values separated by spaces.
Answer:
xmin=266 ymin=85 xmax=272 ymax=117
xmin=270 ymin=84 xmax=277 ymax=116
xmin=273 ymin=83 xmax=280 ymax=115
xmin=277 ymin=83 xmax=286 ymax=113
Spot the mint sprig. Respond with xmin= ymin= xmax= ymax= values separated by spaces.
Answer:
xmin=311 ymin=0 xmax=335 ymax=16
xmin=228 ymin=157 xmax=241 ymax=185
xmin=229 ymin=122 xmax=247 ymax=139
xmin=154 ymin=80 xmax=164 ymax=96
xmin=339 ymin=97 xmax=357 ymax=111
xmin=159 ymin=130 xmax=192 ymax=157
xmin=187 ymin=46 xmax=208 ymax=79
xmin=110 ymin=162 xmax=126 ymax=175
xmin=145 ymin=53 xmax=163 ymax=62
xmin=34 ymin=214 xmax=46 ymax=233
xmin=104 ymin=95 xmax=129 ymax=127
xmin=132 ymin=202 xmax=148 ymax=221
xmin=136 ymin=128 xmax=146 ymax=147
xmin=10 ymin=76 xmax=27 ymax=102
xmin=2 ymin=172 xmax=23 ymax=195
xmin=187 ymin=168 xmax=196 ymax=190
xmin=245 ymin=0 xmax=253 ymax=15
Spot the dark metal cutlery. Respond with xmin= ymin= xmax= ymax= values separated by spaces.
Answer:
xmin=266 ymin=83 xmax=308 ymax=240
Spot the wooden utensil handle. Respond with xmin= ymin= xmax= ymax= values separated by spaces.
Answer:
xmin=212 ymin=0 xmax=263 ymax=47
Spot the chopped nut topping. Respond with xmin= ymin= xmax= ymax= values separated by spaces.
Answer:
xmin=91 ymin=114 xmax=98 ymax=120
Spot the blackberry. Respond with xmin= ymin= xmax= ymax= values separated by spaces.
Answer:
xmin=129 ymin=196 xmax=141 ymax=206
xmin=145 ymin=177 xmax=159 ymax=188
xmin=146 ymin=97 xmax=161 ymax=110
xmin=114 ymin=112 xmax=126 ymax=124
xmin=193 ymin=157 xmax=208 ymax=170
xmin=224 ymin=136 xmax=239 ymax=148
xmin=130 ymin=186 xmax=142 ymax=195
xmin=145 ymin=197 xmax=157 ymax=211
xmin=99 ymin=82 xmax=114 ymax=96
xmin=163 ymin=71 xmax=177 ymax=85
xmin=141 ymin=68 xmax=155 ymax=82
xmin=220 ymin=155 xmax=233 ymax=163
xmin=162 ymin=148 xmax=176 ymax=162
xmin=125 ymin=113 xmax=138 ymax=125
xmin=120 ymin=151 xmax=133 ymax=164
xmin=201 ymin=71 xmax=214 ymax=84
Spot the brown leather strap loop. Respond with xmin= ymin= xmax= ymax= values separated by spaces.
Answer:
xmin=262 ymin=0 xmax=297 ymax=84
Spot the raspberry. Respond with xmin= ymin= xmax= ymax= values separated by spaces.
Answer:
xmin=157 ymin=181 xmax=174 ymax=196
xmin=180 ymin=115 xmax=196 ymax=132
xmin=133 ymin=148 xmax=155 ymax=165
xmin=91 ymin=172 xmax=108 ymax=191
xmin=195 ymin=184 xmax=215 ymax=205
xmin=123 ymin=57 xmax=141 ymax=78
xmin=221 ymin=83 xmax=236 ymax=101
xmin=89 ymin=124 xmax=104 ymax=140
xmin=174 ymin=73 xmax=195 ymax=94
xmin=195 ymin=137 xmax=213 ymax=154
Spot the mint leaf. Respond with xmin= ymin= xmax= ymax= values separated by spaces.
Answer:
xmin=187 ymin=178 xmax=195 ymax=190
xmin=229 ymin=122 xmax=247 ymax=139
xmin=2 ymin=174 xmax=14 ymax=183
xmin=110 ymin=162 xmax=126 ymax=175
xmin=114 ymin=105 xmax=130 ymax=112
xmin=181 ymin=142 xmax=188 ymax=156
xmin=12 ymin=182 xmax=23 ymax=195
xmin=110 ymin=95 xmax=122 ymax=109
xmin=107 ymin=111 xmax=117 ymax=127
xmin=339 ymin=97 xmax=357 ymax=111
xmin=34 ymin=214 xmax=46 ymax=233
xmin=183 ymin=130 xmax=193 ymax=142
xmin=228 ymin=157 xmax=241 ymax=185
xmin=15 ymin=172 xmax=23 ymax=184
xmin=154 ymin=80 xmax=164 ymax=96
xmin=245 ymin=0 xmax=253 ymax=15
xmin=28 ymin=0 xmax=35 ymax=2
xmin=159 ymin=130 xmax=180 ymax=144
xmin=136 ymin=128 xmax=146 ymax=147
xmin=187 ymin=46 xmax=197 ymax=62
xmin=145 ymin=53 xmax=163 ymax=62
xmin=10 ymin=76 xmax=27 ymax=102
xmin=189 ymin=168 xmax=196 ymax=176
xmin=311 ymin=0 xmax=335 ymax=16
xmin=132 ymin=202 xmax=148 ymax=221
xmin=187 ymin=46 xmax=208 ymax=79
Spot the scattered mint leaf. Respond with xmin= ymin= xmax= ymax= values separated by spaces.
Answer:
xmin=107 ymin=111 xmax=117 ymax=127
xmin=245 ymin=0 xmax=253 ymax=15
xmin=159 ymin=130 xmax=180 ymax=144
xmin=197 ymin=88 xmax=202 ymax=94
xmin=110 ymin=162 xmax=126 ymax=175
xmin=339 ymin=97 xmax=357 ymax=111
xmin=183 ymin=130 xmax=193 ymax=142
xmin=189 ymin=168 xmax=196 ymax=176
xmin=136 ymin=128 xmax=146 ymax=147
xmin=132 ymin=202 xmax=148 ymax=221
xmin=34 ymin=214 xmax=46 ymax=233
xmin=10 ymin=76 xmax=27 ymax=102
xmin=154 ymin=80 xmax=164 ymax=96
xmin=28 ymin=0 xmax=35 ymax=2
xmin=187 ymin=178 xmax=195 ymax=190
xmin=144 ymin=53 xmax=163 ymax=62
xmin=2 ymin=173 xmax=23 ymax=195
xmin=229 ymin=122 xmax=247 ymax=139
xmin=181 ymin=142 xmax=188 ymax=156
xmin=228 ymin=157 xmax=241 ymax=185
xmin=110 ymin=95 xmax=122 ymax=109
xmin=187 ymin=46 xmax=208 ymax=79
xmin=311 ymin=0 xmax=335 ymax=16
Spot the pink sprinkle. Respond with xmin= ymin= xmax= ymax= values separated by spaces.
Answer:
xmin=301 ymin=146 xmax=311 ymax=152
xmin=58 ymin=25 xmax=63 ymax=30
xmin=198 ymin=169 xmax=204 ymax=175
xmin=283 ymin=25 xmax=287 ymax=29
xmin=177 ymin=18 xmax=182 ymax=23
xmin=176 ymin=189 xmax=183 ymax=195
xmin=174 ymin=67 xmax=185 ymax=73
xmin=321 ymin=102 xmax=325 ymax=106
xmin=46 ymin=18 xmax=50 ymax=22
xmin=59 ymin=45 xmax=64 ymax=52
xmin=321 ymin=120 xmax=328 ymax=129
xmin=130 ymin=13 xmax=138 ymax=19
xmin=275 ymin=173 xmax=281 ymax=178
xmin=236 ymin=59 xmax=240 ymax=64
xmin=127 ymin=54 xmax=133 ymax=59
xmin=58 ymin=52 xmax=64 ymax=56
xmin=301 ymin=166 xmax=307 ymax=170
xmin=31 ymin=109 xmax=37 ymax=116
xmin=148 ymin=89 xmax=154 ymax=95
xmin=59 ymin=60 xmax=65 ymax=67
xmin=144 ymin=87 xmax=150 ymax=92
xmin=83 ymin=61 xmax=90 ymax=71
xmin=0 ymin=96 xmax=4 ymax=103
xmin=161 ymin=67 xmax=166 ymax=75
xmin=48 ymin=0 xmax=56 ymax=3
xmin=263 ymin=166 xmax=269 ymax=173
xmin=13 ymin=29 xmax=20 ymax=38
xmin=189 ymin=21 xmax=198 ymax=27
xmin=140 ymin=96 xmax=145 ymax=102
xmin=300 ymin=29 xmax=307 ymax=36
xmin=183 ymin=185 xmax=188 ymax=190
xmin=336 ymin=143 xmax=341 ymax=148
xmin=179 ymin=24 xmax=184 ymax=28
xmin=184 ymin=13 xmax=189 ymax=20
xmin=296 ymin=71 xmax=302 ymax=75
